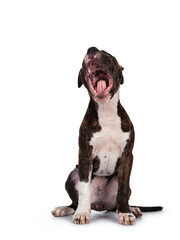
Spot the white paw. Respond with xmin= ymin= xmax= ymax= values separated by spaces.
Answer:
xmin=73 ymin=210 xmax=90 ymax=224
xmin=118 ymin=213 xmax=136 ymax=225
xmin=130 ymin=207 xmax=142 ymax=218
xmin=51 ymin=206 xmax=74 ymax=217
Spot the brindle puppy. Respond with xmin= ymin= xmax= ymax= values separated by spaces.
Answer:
xmin=52 ymin=47 xmax=162 ymax=225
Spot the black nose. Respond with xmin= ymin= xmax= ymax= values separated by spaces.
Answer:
xmin=87 ymin=47 xmax=99 ymax=55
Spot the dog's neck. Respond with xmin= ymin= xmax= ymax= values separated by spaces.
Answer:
xmin=94 ymin=91 xmax=120 ymax=125
xmin=97 ymin=91 xmax=119 ymax=113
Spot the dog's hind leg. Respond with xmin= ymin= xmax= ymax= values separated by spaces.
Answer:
xmin=129 ymin=207 xmax=142 ymax=218
xmin=51 ymin=206 xmax=75 ymax=217
xmin=51 ymin=167 xmax=79 ymax=217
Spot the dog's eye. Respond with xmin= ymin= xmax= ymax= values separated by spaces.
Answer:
xmin=102 ymin=50 xmax=111 ymax=58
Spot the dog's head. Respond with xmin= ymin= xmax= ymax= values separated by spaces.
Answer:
xmin=78 ymin=47 xmax=124 ymax=103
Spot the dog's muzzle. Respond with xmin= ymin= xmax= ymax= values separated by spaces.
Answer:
xmin=84 ymin=49 xmax=113 ymax=102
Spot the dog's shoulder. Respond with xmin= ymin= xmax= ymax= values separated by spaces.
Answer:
xmin=117 ymin=100 xmax=134 ymax=133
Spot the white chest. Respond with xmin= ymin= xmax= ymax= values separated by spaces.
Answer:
xmin=90 ymin=93 xmax=130 ymax=176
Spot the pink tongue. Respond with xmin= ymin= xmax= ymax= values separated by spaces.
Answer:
xmin=97 ymin=80 xmax=106 ymax=94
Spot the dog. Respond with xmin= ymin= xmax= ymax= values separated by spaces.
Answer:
xmin=51 ymin=47 xmax=162 ymax=225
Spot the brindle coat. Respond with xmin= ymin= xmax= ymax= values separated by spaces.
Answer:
xmin=77 ymin=49 xmax=133 ymax=214
xmin=51 ymin=47 xmax=163 ymax=225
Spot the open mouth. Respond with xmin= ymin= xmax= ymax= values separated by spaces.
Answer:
xmin=85 ymin=58 xmax=113 ymax=99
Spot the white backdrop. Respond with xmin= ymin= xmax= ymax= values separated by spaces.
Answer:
xmin=0 ymin=0 xmax=180 ymax=239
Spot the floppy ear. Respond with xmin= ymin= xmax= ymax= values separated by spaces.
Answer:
xmin=78 ymin=68 xmax=84 ymax=88
xmin=120 ymin=74 xmax=124 ymax=84
xmin=119 ymin=65 xmax=124 ymax=85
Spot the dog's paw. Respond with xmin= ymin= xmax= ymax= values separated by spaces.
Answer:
xmin=130 ymin=207 xmax=142 ymax=218
xmin=51 ymin=206 xmax=74 ymax=217
xmin=118 ymin=213 xmax=136 ymax=225
xmin=73 ymin=211 xmax=90 ymax=224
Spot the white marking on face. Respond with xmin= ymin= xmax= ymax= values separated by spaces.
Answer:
xmin=90 ymin=91 xmax=130 ymax=176
xmin=84 ymin=53 xmax=100 ymax=65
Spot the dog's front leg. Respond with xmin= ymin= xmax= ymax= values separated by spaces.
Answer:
xmin=73 ymin=151 xmax=92 ymax=224
xmin=116 ymin=153 xmax=136 ymax=225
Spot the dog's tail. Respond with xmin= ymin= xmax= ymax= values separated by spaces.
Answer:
xmin=131 ymin=206 xmax=163 ymax=212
